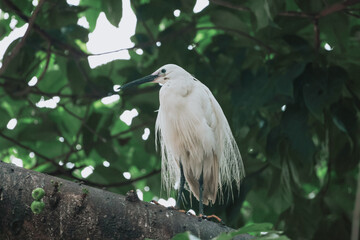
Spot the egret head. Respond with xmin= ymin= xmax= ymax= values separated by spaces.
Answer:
xmin=120 ymin=64 xmax=191 ymax=89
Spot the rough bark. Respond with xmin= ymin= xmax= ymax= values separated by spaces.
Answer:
xmin=0 ymin=161 xmax=250 ymax=240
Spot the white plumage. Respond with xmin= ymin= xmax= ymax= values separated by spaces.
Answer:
xmin=121 ymin=64 xmax=245 ymax=209
xmin=153 ymin=64 xmax=245 ymax=205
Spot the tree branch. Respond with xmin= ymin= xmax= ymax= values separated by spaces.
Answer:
xmin=0 ymin=162 xmax=249 ymax=240
xmin=0 ymin=0 xmax=45 ymax=75
xmin=2 ymin=0 xmax=86 ymax=58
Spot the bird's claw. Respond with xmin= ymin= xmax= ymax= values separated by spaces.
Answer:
xmin=166 ymin=206 xmax=187 ymax=214
xmin=151 ymin=202 xmax=187 ymax=214
xmin=150 ymin=200 xmax=160 ymax=205
xmin=198 ymin=214 xmax=224 ymax=224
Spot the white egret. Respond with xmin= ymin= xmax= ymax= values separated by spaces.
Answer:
xmin=121 ymin=64 xmax=245 ymax=216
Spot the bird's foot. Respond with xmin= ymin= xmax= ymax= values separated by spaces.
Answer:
xmin=167 ymin=206 xmax=186 ymax=213
xmin=150 ymin=200 xmax=160 ymax=205
xmin=198 ymin=214 xmax=225 ymax=225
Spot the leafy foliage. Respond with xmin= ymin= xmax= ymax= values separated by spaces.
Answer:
xmin=1 ymin=0 xmax=360 ymax=239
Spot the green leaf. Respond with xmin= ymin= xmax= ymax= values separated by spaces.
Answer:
xmin=102 ymin=0 xmax=123 ymax=27
xmin=235 ymin=68 xmax=268 ymax=109
xmin=215 ymin=223 xmax=276 ymax=240
xmin=0 ymin=21 xmax=11 ymax=41
xmin=63 ymin=24 xmax=89 ymax=43
xmin=81 ymin=1 xmax=101 ymax=31
xmin=171 ymin=231 xmax=200 ymax=240
xmin=210 ymin=10 xmax=249 ymax=32
xmin=17 ymin=122 xmax=58 ymax=142
xmin=303 ymin=66 xmax=345 ymax=121
xmin=37 ymin=70 xmax=67 ymax=93
xmin=331 ymin=98 xmax=358 ymax=140
xmin=66 ymin=60 xmax=86 ymax=95
xmin=0 ymin=107 xmax=11 ymax=128
xmin=249 ymin=0 xmax=273 ymax=30
xmin=272 ymin=62 xmax=306 ymax=98
xmin=294 ymin=0 xmax=323 ymax=13
xmin=86 ymin=76 xmax=113 ymax=98
xmin=281 ymin=106 xmax=315 ymax=164
xmin=2 ymin=40 xmax=39 ymax=78
xmin=82 ymin=112 xmax=102 ymax=156
xmin=38 ymin=1 xmax=79 ymax=29
xmin=320 ymin=13 xmax=349 ymax=53
xmin=234 ymin=223 xmax=273 ymax=234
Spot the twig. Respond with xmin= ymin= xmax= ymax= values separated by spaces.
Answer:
xmin=59 ymin=104 xmax=107 ymax=143
xmin=313 ymin=18 xmax=320 ymax=51
xmin=345 ymin=9 xmax=360 ymax=17
xmin=86 ymin=23 xmax=190 ymax=57
xmin=88 ymin=47 xmax=136 ymax=57
xmin=318 ymin=0 xmax=360 ymax=17
xmin=30 ymin=88 xmax=77 ymax=98
xmin=318 ymin=111 xmax=332 ymax=197
xmin=196 ymin=26 xmax=275 ymax=53
xmin=141 ymin=20 xmax=156 ymax=43
xmin=277 ymin=11 xmax=313 ymax=18
xmin=37 ymin=41 xmax=52 ymax=83
xmin=209 ymin=0 xmax=360 ymax=52
xmin=0 ymin=131 xmax=62 ymax=170
xmin=24 ymin=57 xmax=47 ymax=80
xmin=351 ymin=162 xmax=360 ymax=240
xmin=209 ymin=0 xmax=250 ymax=11
xmin=0 ymin=0 xmax=46 ymax=75
xmin=29 ymin=86 xmax=99 ymax=100
xmin=111 ymin=122 xmax=149 ymax=138
xmin=3 ymin=0 xmax=193 ymax=59
xmin=3 ymin=0 xmax=86 ymax=58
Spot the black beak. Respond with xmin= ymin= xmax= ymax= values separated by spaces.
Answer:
xmin=120 ymin=74 xmax=158 ymax=90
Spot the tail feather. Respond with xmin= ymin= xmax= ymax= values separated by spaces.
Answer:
xmin=184 ymin=154 xmax=219 ymax=205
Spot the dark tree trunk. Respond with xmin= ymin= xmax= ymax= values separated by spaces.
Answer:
xmin=0 ymin=161 xmax=250 ymax=240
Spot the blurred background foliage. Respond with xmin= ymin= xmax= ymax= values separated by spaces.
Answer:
xmin=0 ymin=0 xmax=360 ymax=239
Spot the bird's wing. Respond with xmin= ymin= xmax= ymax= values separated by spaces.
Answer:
xmin=197 ymin=81 xmax=245 ymax=201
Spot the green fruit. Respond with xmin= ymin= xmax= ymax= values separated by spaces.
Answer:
xmin=32 ymin=188 xmax=45 ymax=200
xmin=31 ymin=201 xmax=45 ymax=214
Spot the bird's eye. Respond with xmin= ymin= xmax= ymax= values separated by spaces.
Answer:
xmin=161 ymin=69 xmax=166 ymax=74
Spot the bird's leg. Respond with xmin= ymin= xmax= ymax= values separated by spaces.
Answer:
xmin=198 ymin=170 xmax=204 ymax=216
xmin=176 ymin=162 xmax=185 ymax=209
